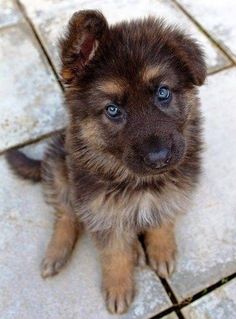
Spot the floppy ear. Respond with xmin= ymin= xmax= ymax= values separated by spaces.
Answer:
xmin=60 ymin=10 xmax=109 ymax=84
xmin=171 ymin=31 xmax=207 ymax=86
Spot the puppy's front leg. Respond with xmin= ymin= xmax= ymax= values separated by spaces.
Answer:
xmin=144 ymin=223 xmax=177 ymax=278
xmin=96 ymin=234 xmax=136 ymax=314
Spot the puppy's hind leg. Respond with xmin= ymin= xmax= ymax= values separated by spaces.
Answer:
xmin=40 ymin=135 xmax=82 ymax=278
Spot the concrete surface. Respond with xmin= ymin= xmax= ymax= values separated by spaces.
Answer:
xmin=162 ymin=314 xmax=178 ymax=319
xmin=0 ymin=0 xmax=22 ymax=28
xmin=20 ymin=0 xmax=230 ymax=72
xmin=177 ymin=0 xmax=236 ymax=61
xmin=182 ymin=279 xmax=236 ymax=319
xmin=168 ymin=68 xmax=236 ymax=301
xmin=0 ymin=21 xmax=65 ymax=152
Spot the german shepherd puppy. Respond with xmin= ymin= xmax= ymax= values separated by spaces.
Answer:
xmin=7 ymin=10 xmax=206 ymax=314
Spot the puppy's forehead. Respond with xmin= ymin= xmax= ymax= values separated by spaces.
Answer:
xmin=142 ymin=64 xmax=179 ymax=85
xmin=97 ymin=64 xmax=177 ymax=96
xmin=142 ymin=65 xmax=160 ymax=82
xmin=97 ymin=79 xmax=124 ymax=95
xmin=95 ymin=22 xmax=183 ymax=95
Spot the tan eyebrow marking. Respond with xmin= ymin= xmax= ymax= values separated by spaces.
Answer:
xmin=142 ymin=66 xmax=160 ymax=82
xmin=97 ymin=80 xmax=124 ymax=95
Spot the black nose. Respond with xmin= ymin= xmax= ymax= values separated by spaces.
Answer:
xmin=144 ymin=148 xmax=171 ymax=168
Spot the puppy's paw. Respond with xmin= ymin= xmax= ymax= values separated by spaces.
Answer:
xmin=41 ymin=249 xmax=70 ymax=278
xmin=147 ymin=249 xmax=176 ymax=278
xmin=103 ymin=283 xmax=135 ymax=314
xmin=144 ymin=225 xmax=177 ymax=278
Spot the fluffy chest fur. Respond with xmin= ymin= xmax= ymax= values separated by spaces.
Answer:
xmin=80 ymin=181 xmax=192 ymax=233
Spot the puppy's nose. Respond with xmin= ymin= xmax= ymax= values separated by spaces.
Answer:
xmin=144 ymin=148 xmax=171 ymax=168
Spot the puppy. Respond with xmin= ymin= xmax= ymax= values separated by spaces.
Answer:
xmin=7 ymin=10 xmax=206 ymax=314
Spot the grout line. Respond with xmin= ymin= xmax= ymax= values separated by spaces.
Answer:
xmin=139 ymin=234 xmax=184 ymax=318
xmin=172 ymin=0 xmax=235 ymax=65
xmin=146 ymin=276 xmax=185 ymax=319
xmin=149 ymin=306 xmax=176 ymax=319
xmin=15 ymin=0 xmax=64 ymax=91
xmin=0 ymin=128 xmax=65 ymax=157
xmin=207 ymin=64 xmax=235 ymax=76
xmin=0 ymin=22 xmax=22 ymax=31
xmin=178 ymin=271 xmax=236 ymax=309
xmin=149 ymin=271 xmax=236 ymax=319
xmin=0 ymin=1 xmax=66 ymax=156
xmin=157 ymin=278 xmax=185 ymax=319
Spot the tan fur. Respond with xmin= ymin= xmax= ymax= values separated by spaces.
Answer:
xmin=97 ymin=79 xmax=124 ymax=95
xmin=80 ymin=119 xmax=107 ymax=149
xmin=85 ymin=180 xmax=191 ymax=234
xmin=41 ymin=211 xmax=80 ymax=278
xmin=142 ymin=65 xmax=160 ymax=82
xmin=61 ymin=68 xmax=74 ymax=82
xmin=40 ymin=135 xmax=82 ymax=277
xmin=88 ymin=39 xmax=99 ymax=61
xmin=72 ymin=140 xmax=131 ymax=183
xmin=144 ymin=223 xmax=177 ymax=278
xmin=100 ymin=239 xmax=136 ymax=314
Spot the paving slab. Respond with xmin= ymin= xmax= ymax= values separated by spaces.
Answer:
xmin=19 ymin=0 xmax=230 ymax=73
xmin=182 ymin=279 xmax=236 ymax=319
xmin=167 ymin=67 xmax=236 ymax=301
xmin=0 ymin=142 xmax=53 ymax=228
xmin=177 ymin=0 xmax=236 ymax=62
xmin=162 ymin=313 xmax=178 ymax=319
xmin=0 ymin=0 xmax=22 ymax=28
xmin=0 ymin=148 xmax=172 ymax=319
xmin=0 ymin=21 xmax=65 ymax=153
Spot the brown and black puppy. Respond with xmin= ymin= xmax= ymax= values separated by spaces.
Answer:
xmin=7 ymin=10 xmax=206 ymax=314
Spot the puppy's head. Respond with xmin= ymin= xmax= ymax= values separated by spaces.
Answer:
xmin=60 ymin=10 xmax=206 ymax=176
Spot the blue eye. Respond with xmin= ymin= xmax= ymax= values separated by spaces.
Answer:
xmin=156 ymin=85 xmax=172 ymax=104
xmin=105 ymin=103 xmax=122 ymax=119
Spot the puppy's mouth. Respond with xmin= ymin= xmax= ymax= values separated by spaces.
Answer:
xmin=145 ymin=166 xmax=170 ymax=176
xmin=123 ymin=159 xmax=173 ymax=176
xmin=123 ymin=144 xmax=185 ymax=177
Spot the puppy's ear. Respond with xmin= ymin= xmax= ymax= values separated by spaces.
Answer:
xmin=172 ymin=31 xmax=207 ymax=86
xmin=60 ymin=10 xmax=108 ymax=83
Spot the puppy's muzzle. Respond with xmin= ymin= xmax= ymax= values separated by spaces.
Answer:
xmin=143 ymin=147 xmax=171 ymax=169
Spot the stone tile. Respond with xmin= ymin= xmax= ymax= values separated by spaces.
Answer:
xmin=20 ymin=0 xmax=230 ymax=72
xmin=0 ymin=149 xmax=172 ymax=319
xmin=0 ymin=141 xmax=53 ymax=227
xmin=167 ymin=67 xmax=236 ymax=300
xmin=0 ymin=225 xmax=171 ymax=319
xmin=182 ymin=280 xmax=236 ymax=319
xmin=162 ymin=313 xmax=178 ymax=319
xmin=0 ymin=22 xmax=65 ymax=152
xmin=177 ymin=0 xmax=236 ymax=62
xmin=0 ymin=0 xmax=22 ymax=28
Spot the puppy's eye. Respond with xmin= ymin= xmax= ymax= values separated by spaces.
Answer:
xmin=105 ymin=103 xmax=122 ymax=120
xmin=156 ymin=85 xmax=172 ymax=104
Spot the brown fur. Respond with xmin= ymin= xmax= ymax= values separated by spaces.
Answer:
xmin=101 ymin=248 xmax=135 ymax=314
xmin=144 ymin=223 xmax=177 ymax=278
xmin=97 ymin=79 xmax=124 ymax=95
xmin=6 ymin=149 xmax=41 ymax=182
xmin=41 ymin=211 xmax=80 ymax=278
xmin=6 ymin=10 xmax=206 ymax=314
